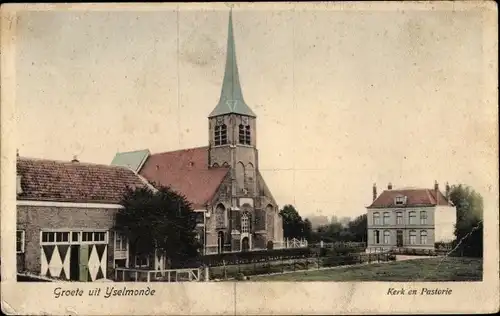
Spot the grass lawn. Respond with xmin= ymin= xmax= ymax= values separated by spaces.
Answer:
xmin=249 ymin=257 xmax=483 ymax=282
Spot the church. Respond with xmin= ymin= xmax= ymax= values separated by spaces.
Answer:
xmin=111 ymin=11 xmax=284 ymax=255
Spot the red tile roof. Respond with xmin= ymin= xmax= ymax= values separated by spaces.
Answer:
xmin=139 ymin=146 xmax=230 ymax=209
xmin=17 ymin=157 xmax=147 ymax=204
xmin=368 ymin=188 xmax=453 ymax=208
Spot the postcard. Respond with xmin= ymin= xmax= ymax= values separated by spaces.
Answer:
xmin=1 ymin=2 xmax=499 ymax=315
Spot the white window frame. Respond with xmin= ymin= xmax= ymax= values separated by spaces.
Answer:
xmin=373 ymin=212 xmax=381 ymax=225
xmin=16 ymin=230 xmax=25 ymax=254
xmin=241 ymin=213 xmax=250 ymax=233
xmin=420 ymin=230 xmax=428 ymax=244
xmin=134 ymin=255 xmax=149 ymax=268
xmin=40 ymin=229 xmax=108 ymax=245
xmin=383 ymin=212 xmax=390 ymax=225
xmin=396 ymin=211 xmax=403 ymax=225
xmin=383 ymin=230 xmax=390 ymax=244
xmin=409 ymin=230 xmax=417 ymax=245
xmin=420 ymin=211 xmax=428 ymax=225
xmin=408 ymin=211 xmax=417 ymax=225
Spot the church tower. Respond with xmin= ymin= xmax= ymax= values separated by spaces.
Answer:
xmin=208 ymin=10 xmax=258 ymax=199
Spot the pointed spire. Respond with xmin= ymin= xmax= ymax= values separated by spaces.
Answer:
xmin=209 ymin=10 xmax=256 ymax=118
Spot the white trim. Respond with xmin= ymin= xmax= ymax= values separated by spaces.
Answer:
xmin=193 ymin=209 xmax=207 ymax=213
xmin=17 ymin=200 xmax=124 ymax=209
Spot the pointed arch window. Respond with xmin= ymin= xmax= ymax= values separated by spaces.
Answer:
xmin=239 ymin=120 xmax=251 ymax=145
xmin=241 ymin=212 xmax=250 ymax=233
xmin=215 ymin=124 xmax=227 ymax=146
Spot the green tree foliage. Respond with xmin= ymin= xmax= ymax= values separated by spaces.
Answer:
xmin=449 ymin=184 xmax=483 ymax=258
xmin=115 ymin=185 xmax=201 ymax=265
xmin=311 ymin=214 xmax=367 ymax=243
xmin=279 ymin=204 xmax=311 ymax=240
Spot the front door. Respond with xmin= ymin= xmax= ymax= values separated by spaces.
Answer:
xmin=79 ymin=244 xmax=89 ymax=282
xmin=241 ymin=237 xmax=250 ymax=252
xmin=396 ymin=230 xmax=403 ymax=247
xmin=69 ymin=245 xmax=80 ymax=281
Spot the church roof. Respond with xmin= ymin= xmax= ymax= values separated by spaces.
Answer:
xmin=368 ymin=188 xmax=453 ymax=209
xmin=209 ymin=10 xmax=256 ymax=118
xmin=111 ymin=149 xmax=150 ymax=173
xmin=137 ymin=147 xmax=230 ymax=209
xmin=17 ymin=157 xmax=147 ymax=204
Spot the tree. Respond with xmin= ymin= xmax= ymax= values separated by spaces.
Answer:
xmin=448 ymin=184 xmax=483 ymax=258
xmin=115 ymin=185 xmax=201 ymax=266
xmin=347 ymin=214 xmax=367 ymax=242
xmin=279 ymin=204 xmax=308 ymax=239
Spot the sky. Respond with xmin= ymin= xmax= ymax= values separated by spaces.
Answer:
xmin=13 ymin=4 xmax=498 ymax=219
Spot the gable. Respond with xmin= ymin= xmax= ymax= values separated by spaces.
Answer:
xmin=139 ymin=147 xmax=230 ymax=209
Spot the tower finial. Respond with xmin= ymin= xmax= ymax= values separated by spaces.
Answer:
xmin=208 ymin=9 xmax=256 ymax=118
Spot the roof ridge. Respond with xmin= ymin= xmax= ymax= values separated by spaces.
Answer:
xmin=151 ymin=146 xmax=209 ymax=155
xmin=116 ymin=148 xmax=150 ymax=154
xmin=18 ymin=156 xmax=134 ymax=171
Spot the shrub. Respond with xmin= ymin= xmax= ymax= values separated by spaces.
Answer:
xmin=235 ymin=273 xmax=245 ymax=281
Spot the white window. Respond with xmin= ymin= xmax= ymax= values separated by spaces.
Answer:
xmin=395 ymin=196 xmax=406 ymax=205
xmin=409 ymin=211 xmax=417 ymax=225
xmin=373 ymin=212 xmax=381 ymax=225
xmin=383 ymin=212 xmax=390 ymax=225
xmin=115 ymin=233 xmax=128 ymax=251
xmin=396 ymin=212 xmax=403 ymax=225
xmin=409 ymin=230 xmax=417 ymax=245
xmin=135 ymin=255 xmax=149 ymax=268
xmin=16 ymin=230 xmax=25 ymax=253
xmin=41 ymin=230 xmax=107 ymax=245
xmin=241 ymin=213 xmax=250 ymax=233
xmin=420 ymin=211 xmax=428 ymax=225
xmin=420 ymin=230 xmax=427 ymax=244
xmin=383 ymin=230 xmax=390 ymax=244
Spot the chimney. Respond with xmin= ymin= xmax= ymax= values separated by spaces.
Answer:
xmin=434 ymin=180 xmax=439 ymax=205
xmin=372 ymin=183 xmax=377 ymax=201
xmin=445 ymin=182 xmax=451 ymax=199
xmin=71 ymin=155 xmax=79 ymax=163
xmin=16 ymin=175 xmax=23 ymax=195
xmin=387 ymin=182 xmax=393 ymax=190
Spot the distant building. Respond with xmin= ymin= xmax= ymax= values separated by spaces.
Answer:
xmin=366 ymin=181 xmax=456 ymax=252
xmin=308 ymin=216 xmax=330 ymax=230
xmin=16 ymin=157 xmax=149 ymax=281
xmin=111 ymin=11 xmax=284 ymax=255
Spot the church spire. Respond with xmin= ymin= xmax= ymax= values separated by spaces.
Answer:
xmin=209 ymin=10 xmax=256 ymax=118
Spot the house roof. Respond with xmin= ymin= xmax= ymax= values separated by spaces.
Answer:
xmin=209 ymin=10 xmax=256 ymax=118
xmin=110 ymin=149 xmax=150 ymax=173
xmin=138 ymin=146 xmax=230 ymax=209
xmin=368 ymin=188 xmax=453 ymax=209
xmin=17 ymin=157 xmax=147 ymax=204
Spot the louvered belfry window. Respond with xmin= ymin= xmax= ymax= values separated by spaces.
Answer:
xmin=238 ymin=124 xmax=251 ymax=145
xmin=215 ymin=124 xmax=227 ymax=146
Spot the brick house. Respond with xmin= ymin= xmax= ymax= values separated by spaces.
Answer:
xmin=16 ymin=156 xmax=149 ymax=281
xmin=366 ymin=181 xmax=456 ymax=252
xmin=111 ymin=11 xmax=284 ymax=255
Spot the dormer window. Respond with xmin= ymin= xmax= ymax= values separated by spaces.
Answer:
xmin=395 ymin=196 xmax=406 ymax=205
xmin=214 ymin=124 xmax=227 ymax=146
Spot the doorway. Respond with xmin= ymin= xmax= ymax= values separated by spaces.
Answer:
xmin=69 ymin=245 xmax=80 ymax=281
xmin=396 ymin=230 xmax=403 ymax=247
xmin=241 ymin=237 xmax=250 ymax=252
xmin=217 ymin=231 xmax=224 ymax=254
